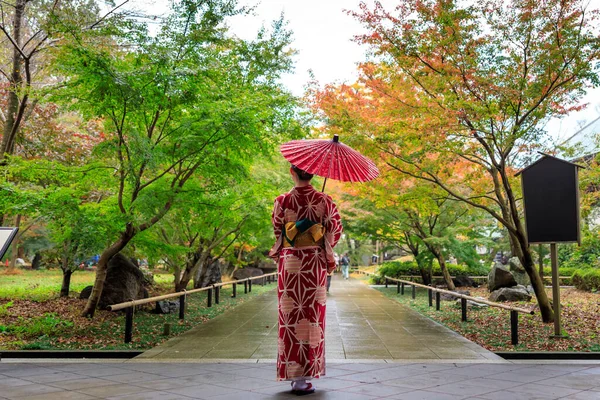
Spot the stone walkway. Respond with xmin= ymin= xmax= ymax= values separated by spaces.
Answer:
xmin=0 ymin=360 xmax=599 ymax=399
xmin=139 ymin=276 xmax=499 ymax=361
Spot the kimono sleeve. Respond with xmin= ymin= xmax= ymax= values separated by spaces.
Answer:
xmin=323 ymin=195 xmax=343 ymax=272
xmin=268 ymin=195 xmax=285 ymax=260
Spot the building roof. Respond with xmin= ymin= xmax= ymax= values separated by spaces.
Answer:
xmin=561 ymin=115 xmax=600 ymax=159
xmin=515 ymin=152 xmax=585 ymax=176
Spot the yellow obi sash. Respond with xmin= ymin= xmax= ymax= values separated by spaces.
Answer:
xmin=283 ymin=219 xmax=325 ymax=248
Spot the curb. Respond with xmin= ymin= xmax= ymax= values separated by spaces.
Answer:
xmin=497 ymin=352 xmax=600 ymax=360
xmin=0 ymin=350 xmax=143 ymax=359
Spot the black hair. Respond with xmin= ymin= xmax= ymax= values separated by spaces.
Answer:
xmin=291 ymin=165 xmax=314 ymax=181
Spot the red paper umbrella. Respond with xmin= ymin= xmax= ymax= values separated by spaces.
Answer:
xmin=280 ymin=134 xmax=379 ymax=191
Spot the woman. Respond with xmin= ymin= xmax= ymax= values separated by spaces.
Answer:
xmin=269 ymin=165 xmax=342 ymax=395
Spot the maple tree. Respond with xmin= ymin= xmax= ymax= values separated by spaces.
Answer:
xmin=314 ymin=0 xmax=600 ymax=322
xmin=53 ymin=0 xmax=303 ymax=317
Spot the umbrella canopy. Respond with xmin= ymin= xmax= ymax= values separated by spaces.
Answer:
xmin=280 ymin=135 xmax=380 ymax=184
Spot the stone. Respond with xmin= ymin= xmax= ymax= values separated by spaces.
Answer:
xmin=97 ymin=253 xmax=150 ymax=310
xmin=440 ymin=290 xmax=471 ymax=301
xmin=79 ymin=285 xmax=93 ymax=299
xmin=452 ymin=275 xmax=479 ymax=288
xmin=233 ymin=266 xmax=265 ymax=285
xmin=508 ymin=257 xmax=525 ymax=272
xmin=512 ymin=269 xmax=531 ymax=287
xmin=489 ymin=285 xmax=532 ymax=302
xmin=194 ymin=258 xmax=223 ymax=288
xmin=154 ymin=300 xmax=179 ymax=314
xmin=487 ymin=263 xmax=518 ymax=291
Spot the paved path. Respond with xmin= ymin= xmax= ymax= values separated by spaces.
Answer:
xmin=139 ymin=276 xmax=500 ymax=361
xmin=0 ymin=360 xmax=599 ymax=399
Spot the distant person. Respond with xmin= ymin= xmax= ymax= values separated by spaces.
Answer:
xmin=269 ymin=164 xmax=343 ymax=395
xmin=341 ymin=253 xmax=350 ymax=280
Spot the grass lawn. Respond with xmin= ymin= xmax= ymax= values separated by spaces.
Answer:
xmin=0 ymin=269 xmax=276 ymax=350
xmin=375 ymin=284 xmax=600 ymax=352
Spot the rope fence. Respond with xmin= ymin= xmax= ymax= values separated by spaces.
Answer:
xmin=357 ymin=270 xmax=534 ymax=345
xmin=108 ymin=272 xmax=278 ymax=343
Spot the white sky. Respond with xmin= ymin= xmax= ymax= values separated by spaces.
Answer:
xmin=128 ymin=0 xmax=600 ymax=142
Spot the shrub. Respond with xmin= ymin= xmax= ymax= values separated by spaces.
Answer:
xmin=572 ymin=269 xmax=600 ymax=292
xmin=376 ymin=260 xmax=490 ymax=283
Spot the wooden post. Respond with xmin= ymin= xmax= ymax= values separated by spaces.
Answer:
xmin=232 ymin=283 xmax=237 ymax=298
xmin=550 ymin=243 xmax=564 ymax=337
xmin=163 ymin=323 xmax=171 ymax=336
xmin=207 ymin=287 xmax=213 ymax=308
xmin=510 ymin=310 xmax=519 ymax=345
xmin=249 ymin=278 xmax=252 ymax=292
xmin=244 ymin=280 xmax=248 ymax=294
xmin=397 ymin=281 xmax=400 ymax=294
xmin=401 ymin=282 xmax=404 ymax=295
xmin=461 ymin=298 xmax=467 ymax=322
xmin=124 ymin=306 xmax=134 ymax=343
xmin=179 ymin=293 xmax=185 ymax=320
xmin=215 ymin=285 xmax=220 ymax=304
xmin=428 ymin=287 xmax=433 ymax=307
xmin=435 ymin=292 xmax=440 ymax=311
xmin=385 ymin=278 xmax=388 ymax=288
xmin=411 ymin=284 xmax=415 ymax=299
xmin=539 ymin=244 xmax=544 ymax=281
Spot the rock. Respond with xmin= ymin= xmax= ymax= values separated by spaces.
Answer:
xmin=452 ymin=275 xmax=479 ymax=288
xmin=233 ymin=266 xmax=265 ymax=285
xmin=97 ymin=253 xmax=150 ymax=310
xmin=154 ymin=300 xmax=179 ymax=314
xmin=508 ymin=257 xmax=525 ymax=273
xmin=487 ymin=263 xmax=518 ymax=291
xmin=79 ymin=285 xmax=93 ymax=299
xmin=489 ymin=285 xmax=532 ymax=302
xmin=194 ymin=259 xmax=224 ymax=288
xmin=512 ymin=269 xmax=531 ymax=287
xmin=526 ymin=285 xmax=534 ymax=294
xmin=440 ymin=290 xmax=471 ymax=301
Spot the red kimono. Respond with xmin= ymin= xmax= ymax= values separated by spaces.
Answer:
xmin=269 ymin=185 xmax=343 ymax=381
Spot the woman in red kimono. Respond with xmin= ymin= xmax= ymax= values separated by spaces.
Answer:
xmin=270 ymin=165 xmax=343 ymax=395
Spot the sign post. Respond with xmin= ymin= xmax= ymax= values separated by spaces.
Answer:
xmin=518 ymin=153 xmax=582 ymax=339
xmin=550 ymin=243 xmax=562 ymax=337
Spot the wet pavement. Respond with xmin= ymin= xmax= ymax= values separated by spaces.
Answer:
xmin=138 ymin=275 xmax=499 ymax=361
xmin=0 ymin=360 xmax=598 ymax=399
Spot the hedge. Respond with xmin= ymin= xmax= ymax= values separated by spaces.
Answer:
xmin=377 ymin=260 xmax=489 ymax=281
xmin=572 ymin=269 xmax=600 ymax=292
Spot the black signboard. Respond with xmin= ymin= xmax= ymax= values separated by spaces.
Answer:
xmin=518 ymin=154 xmax=581 ymax=244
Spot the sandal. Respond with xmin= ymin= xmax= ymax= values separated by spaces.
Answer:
xmin=291 ymin=382 xmax=315 ymax=396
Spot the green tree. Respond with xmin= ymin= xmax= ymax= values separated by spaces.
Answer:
xmin=54 ymin=0 xmax=303 ymax=317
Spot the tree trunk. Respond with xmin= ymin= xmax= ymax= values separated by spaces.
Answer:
xmin=81 ymin=226 xmax=134 ymax=317
xmin=9 ymin=215 xmax=22 ymax=268
xmin=60 ymin=269 xmax=73 ymax=297
xmin=417 ymin=260 xmax=432 ymax=285
xmin=430 ymin=246 xmax=455 ymax=291
xmin=173 ymin=265 xmax=182 ymax=291
xmin=1 ymin=0 xmax=26 ymax=158
xmin=512 ymin=229 xmax=554 ymax=322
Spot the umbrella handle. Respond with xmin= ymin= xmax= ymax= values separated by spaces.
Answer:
xmin=321 ymin=177 xmax=328 ymax=192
